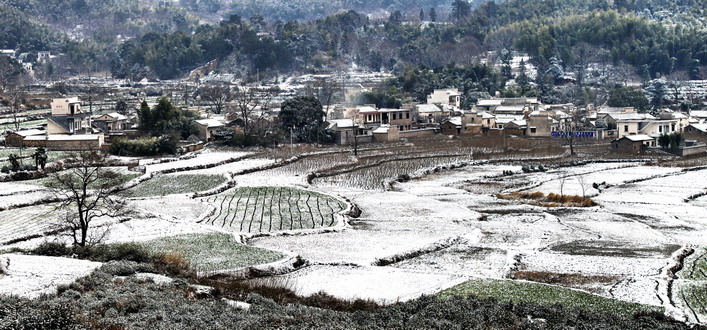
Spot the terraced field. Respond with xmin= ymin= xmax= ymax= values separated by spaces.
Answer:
xmin=121 ymin=174 xmax=227 ymax=197
xmin=676 ymin=247 xmax=707 ymax=323
xmin=200 ymin=187 xmax=346 ymax=233
xmin=0 ymin=205 xmax=56 ymax=245
xmin=142 ymin=233 xmax=284 ymax=273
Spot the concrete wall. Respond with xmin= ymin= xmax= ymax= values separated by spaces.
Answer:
xmin=676 ymin=145 xmax=707 ymax=156
xmin=399 ymin=128 xmax=436 ymax=138
xmin=23 ymin=137 xmax=104 ymax=151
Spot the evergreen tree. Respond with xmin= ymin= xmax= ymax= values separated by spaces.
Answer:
xmin=419 ymin=8 xmax=425 ymax=21
xmin=429 ymin=7 xmax=437 ymax=22
xmin=451 ymin=0 xmax=471 ymax=21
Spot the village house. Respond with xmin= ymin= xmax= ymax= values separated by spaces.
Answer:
xmin=685 ymin=124 xmax=707 ymax=142
xmin=195 ymin=118 xmax=226 ymax=141
xmin=358 ymin=106 xmax=413 ymax=132
xmin=326 ymin=119 xmax=359 ymax=145
xmin=414 ymin=104 xmax=446 ymax=124
xmin=48 ymin=97 xmax=92 ymax=135
xmin=19 ymin=97 xmax=106 ymax=150
xmin=92 ymin=112 xmax=130 ymax=133
xmin=464 ymin=111 xmax=496 ymax=134
xmin=440 ymin=117 xmax=464 ymax=135
xmin=611 ymin=134 xmax=655 ymax=153
xmin=602 ymin=112 xmax=680 ymax=141
xmin=426 ymin=89 xmax=461 ymax=108
xmin=475 ymin=97 xmax=541 ymax=115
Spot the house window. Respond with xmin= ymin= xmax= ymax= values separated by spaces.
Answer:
xmin=406 ymin=112 xmax=410 ymax=119
xmin=530 ymin=127 xmax=537 ymax=133
xmin=392 ymin=113 xmax=397 ymax=120
xmin=672 ymin=124 xmax=676 ymax=131
xmin=624 ymin=125 xmax=629 ymax=132
xmin=367 ymin=115 xmax=372 ymax=122
xmin=471 ymin=118 xmax=474 ymax=123
xmin=659 ymin=126 xmax=662 ymax=133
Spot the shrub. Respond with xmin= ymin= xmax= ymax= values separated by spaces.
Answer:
xmin=78 ymin=243 xmax=152 ymax=263
xmin=100 ymin=260 xmax=154 ymax=276
xmin=0 ymin=166 xmax=8 ymax=173
xmin=32 ymin=241 xmax=71 ymax=257
xmin=109 ymin=136 xmax=177 ymax=156
xmin=154 ymin=252 xmax=192 ymax=277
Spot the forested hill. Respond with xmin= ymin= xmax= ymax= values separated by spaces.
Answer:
xmin=1 ymin=0 xmax=705 ymax=84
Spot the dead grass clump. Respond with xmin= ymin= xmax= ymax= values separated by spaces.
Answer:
xmin=498 ymin=192 xmax=595 ymax=207
xmin=512 ymin=270 xmax=618 ymax=286
xmin=206 ymin=277 xmax=380 ymax=312
xmin=154 ymin=252 xmax=194 ymax=278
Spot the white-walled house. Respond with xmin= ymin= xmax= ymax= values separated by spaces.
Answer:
xmin=427 ymin=89 xmax=461 ymax=108
xmin=48 ymin=97 xmax=92 ymax=135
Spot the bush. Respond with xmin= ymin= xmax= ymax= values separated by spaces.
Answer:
xmin=109 ymin=136 xmax=178 ymax=156
xmin=0 ymin=166 xmax=8 ymax=173
xmin=32 ymin=241 xmax=71 ymax=257
xmin=100 ymin=260 xmax=154 ymax=276
xmin=78 ymin=243 xmax=152 ymax=263
xmin=154 ymin=252 xmax=192 ymax=277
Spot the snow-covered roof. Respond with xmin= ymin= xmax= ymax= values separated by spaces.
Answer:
xmin=358 ymin=106 xmax=378 ymax=114
xmin=495 ymin=105 xmax=525 ymax=112
xmin=24 ymin=134 xmax=101 ymax=141
xmin=9 ymin=129 xmax=45 ymax=137
xmin=606 ymin=113 xmax=655 ymax=121
xmin=690 ymin=111 xmax=707 ymax=118
xmin=621 ymin=134 xmax=654 ymax=142
xmin=672 ymin=113 xmax=688 ymax=119
xmin=446 ymin=117 xmax=462 ymax=126
xmin=416 ymin=104 xmax=442 ymax=113
xmin=477 ymin=99 xmax=503 ymax=107
xmin=480 ymin=112 xmax=495 ymax=119
xmin=95 ymin=112 xmax=128 ymax=121
xmin=598 ymin=107 xmax=634 ymax=114
xmin=372 ymin=125 xmax=390 ymax=134
xmin=195 ymin=119 xmax=225 ymax=128
xmin=511 ymin=120 xmax=527 ymax=126
xmin=327 ymin=119 xmax=356 ymax=129
xmin=688 ymin=124 xmax=707 ymax=133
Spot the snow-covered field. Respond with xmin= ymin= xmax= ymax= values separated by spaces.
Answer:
xmin=2 ymin=148 xmax=706 ymax=323
xmin=0 ymin=254 xmax=101 ymax=298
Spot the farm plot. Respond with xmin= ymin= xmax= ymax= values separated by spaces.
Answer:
xmin=143 ymin=150 xmax=251 ymax=173
xmin=674 ymin=247 xmax=707 ymax=323
xmin=313 ymin=154 xmax=473 ymax=190
xmin=0 ymin=254 xmax=101 ymax=299
xmin=438 ymin=279 xmax=662 ymax=317
xmin=200 ymin=187 xmax=346 ymax=233
xmin=0 ymin=205 xmax=57 ymax=245
xmin=121 ymin=174 xmax=226 ymax=197
xmin=142 ymin=233 xmax=283 ymax=273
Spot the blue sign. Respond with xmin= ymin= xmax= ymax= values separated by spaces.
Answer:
xmin=551 ymin=131 xmax=595 ymax=138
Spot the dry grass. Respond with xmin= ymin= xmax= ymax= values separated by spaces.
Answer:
xmin=497 ymin=191 xmax=595 ymax=207
xmin=154 ymin=252 xmax=194 ymax=278
xmin=203 ymin=276 xmax=380 ymax=312
xmin=511 ymin=270 xmax=619 ymax=286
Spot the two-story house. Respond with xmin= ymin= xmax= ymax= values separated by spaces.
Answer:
xmin=48 ymin=97 xmax=93 ymax=135
xmin=427 ymin=89 xmax=461 ymax=108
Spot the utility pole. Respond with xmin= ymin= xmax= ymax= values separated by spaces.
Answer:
xmin=290 ymin=126 xmax=293 ymax=155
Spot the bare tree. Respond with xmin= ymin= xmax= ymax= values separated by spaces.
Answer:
xmin=198 ymin=82 xmax=232 ymax=114
xmin=575 ymin=173 xmax=587 ymax=198
xmin=83 ymin=79 xmax=102 ymax=114
xmin=559 ymin=176 xmax=567 ymax=198
xmin=49 ymin=152 xmax=128 ymax=247
xmin=0 ymin=57 xmax=20 ymax=93
xmin=7 ymin=89 xmax=26 ymax=131
xmin=305 ymin=78 xmax=340 ymax=120
xmin=229 ymin=85 xmax=276 ymax=134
